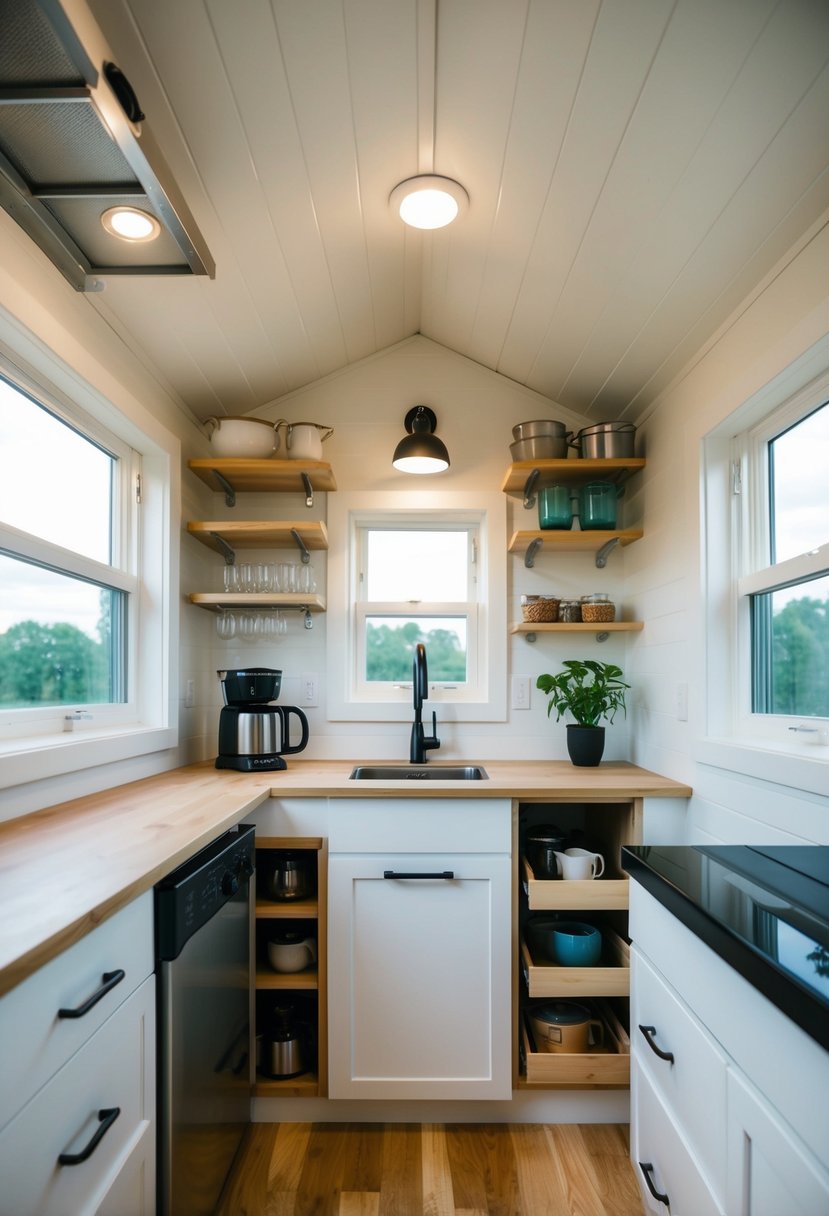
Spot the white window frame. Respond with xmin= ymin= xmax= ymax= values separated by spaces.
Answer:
xmin=699 ymin=345 xmax=829 ymax=795
xmin=0 ymin=311 xmax=179 ymax=791
xmin=327 ymin=491 xmax=507 ymax=723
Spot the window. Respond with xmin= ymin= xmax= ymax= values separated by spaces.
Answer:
xmin=737 ymin=396 xmax=829 ymax=724
xmin=0 ymin=318 xmax=179 ymax=790
xmin=0 ymin=379 xmax=133 ymax=711
xmin=327 ymin=492 xmax=507 ymax=722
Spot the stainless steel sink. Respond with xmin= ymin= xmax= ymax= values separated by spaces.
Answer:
xmin=349 ymin=764 xmax=488 ymax=781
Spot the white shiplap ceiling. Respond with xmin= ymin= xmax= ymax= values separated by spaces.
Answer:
xmin=87 ymin=0 xmax=829 ymax=424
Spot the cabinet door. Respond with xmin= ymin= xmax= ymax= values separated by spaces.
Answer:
xmin=328 ymin=853 xmax=511 ymax=1099
xmin=726 ymin=1069 xmax=829 ymax=1216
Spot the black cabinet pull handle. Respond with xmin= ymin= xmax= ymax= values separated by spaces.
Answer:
xmin=59 ymin=1107 xmax=120 ymax=1166
xmin=58 ymin=969 xmax=126 ymax=1019
xmin=638 ymin=1024 xmax=675 ymax=1063
xmin=638 ymin=1162 xmax=670 ymax=1207
xmin=383 ymin=870 xmax=454 ymax=880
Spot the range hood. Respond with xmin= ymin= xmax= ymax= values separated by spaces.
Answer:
xmin=0 ymin=0 xmax=215 ymax=291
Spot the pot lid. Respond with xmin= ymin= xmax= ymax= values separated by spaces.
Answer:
xmin=533 ymin=1001 xmax=592 ymax=1025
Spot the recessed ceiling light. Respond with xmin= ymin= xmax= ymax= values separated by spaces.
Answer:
xmin=101 ymin=205 xmax=161 ymax=242
xmin=389 ymin=175 xmax=469 ymax=230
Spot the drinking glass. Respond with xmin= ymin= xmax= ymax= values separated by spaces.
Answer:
xmin=215 ymin=611 xmax=236 ymax=639
xmin=238 ymin=612 xmax=256 ymax=641
xmin=239 ymin=563 xmax=257 ymax=593
xmin=298 ymin=563 xmax=317 ymax=593
xmin=255 ymin=563 xmax=273 ymax=593
xmin=222 ymin=564 xmax=239 ymax=593
xmin=279 ymin=562 xmax=297 ymax=593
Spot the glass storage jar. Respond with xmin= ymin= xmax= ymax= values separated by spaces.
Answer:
xmin=521 ymin=594 xmax=560 ymax=623
xmin=558 ymin=599 xmax=582 ymax=623
xmin=538 ymin=485 xmax=574 ymax=530
xmin=578 ymin=481 xmax=617 ymax=530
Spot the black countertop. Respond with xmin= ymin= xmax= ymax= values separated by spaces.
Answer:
xmin=622 ymin=845 xmax=829 ymax=1053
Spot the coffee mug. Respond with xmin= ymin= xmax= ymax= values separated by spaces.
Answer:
xmin=554 ymin=847 xmax=605 ymax=880
xmin=550 ymin=921 xmax=602 ymax=966
xmin=268 ymin=933 xmax=317 ymax=973
xmin=529 ymin=1001 xmax=604 ymax=1054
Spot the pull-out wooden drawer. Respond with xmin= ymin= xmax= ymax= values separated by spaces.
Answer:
xmin=522 ymin=857 xmax=629 ymax=911
xmin=520 ymin=999 xmax=629 ymax=1087
xmin=520 ymin=929 xmax=630 ymax=998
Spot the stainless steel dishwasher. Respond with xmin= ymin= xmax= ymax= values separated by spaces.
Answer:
xmin=155 ymin=822 xmax=255 ymax=1216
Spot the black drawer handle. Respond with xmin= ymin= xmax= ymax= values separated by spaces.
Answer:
xmin=58 ymin=969 xmax=126 ymax=1019
xmin=638 ymin=1162 xmax=670 ymax=1207
xmin=638 ymin=1024 xmax=675 ymax=1064
xmin=383 ymin=870 xmax=454 ymax=880
xmin=59 ymin=1107 xmax=120 ymax=1166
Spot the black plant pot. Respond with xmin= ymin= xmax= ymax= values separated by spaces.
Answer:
xmin=566 ymin=724 xmax=605 ymax=767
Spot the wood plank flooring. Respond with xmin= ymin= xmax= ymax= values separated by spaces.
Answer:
xmin=216 ymin=1123 xmax=645 ymax=1215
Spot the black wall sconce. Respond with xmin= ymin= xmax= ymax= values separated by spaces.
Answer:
xmin=392 ymin=406 xmax=450 ymax=474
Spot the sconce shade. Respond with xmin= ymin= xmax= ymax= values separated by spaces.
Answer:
xmin=392 ymin=406 xmax=450 ymax=474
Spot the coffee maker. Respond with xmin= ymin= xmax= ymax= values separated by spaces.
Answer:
xmin=215 ymin=668 xmax=309 ymax=772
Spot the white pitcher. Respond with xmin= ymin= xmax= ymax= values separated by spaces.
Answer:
xmin=553 ymin=847 xmax=605 ymax=880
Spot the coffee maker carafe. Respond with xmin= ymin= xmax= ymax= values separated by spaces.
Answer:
xmin=215 ymin=668 xmax=310 ymax=772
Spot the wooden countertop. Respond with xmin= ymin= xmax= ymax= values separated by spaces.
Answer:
xmin=0 ymin=759 xmax=690 ymax=998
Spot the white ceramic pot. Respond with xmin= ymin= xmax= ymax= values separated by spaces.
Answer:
xmin=203 ymin=415 xmax=279 ymax=458
xmin=267 ymin=934 xmax=317 ymax=974
xmin=281 ymin=422 xmax=333 ymax=461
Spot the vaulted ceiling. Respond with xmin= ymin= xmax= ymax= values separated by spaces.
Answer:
xmin=86 ymin=0 xmax=829 ymax=424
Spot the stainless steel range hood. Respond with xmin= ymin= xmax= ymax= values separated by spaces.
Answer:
xmin=0 ymin=0 xmax=215 ymax=291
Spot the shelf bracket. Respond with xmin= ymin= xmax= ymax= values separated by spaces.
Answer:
xmin=290 ymin=528 xmax=311 ymax=564
xmin=210 ymin=469 xmax=237 ymax=509
xmin=209 ymin=532 xmax=237 ymax=565
xmin=301 ymin=472 xmax=314 ymax=509
xmin=595 ymin=537 xmax=620 ymax=568
xmin=595 ymin=631 xmax=610 ymax=643
xmin=524 ymin=631 xmax=537 ymax=643
xmin=524 ymin=537 xmax=543 ymax=568
xmin=522 ymin=469 xmax=540 ymax=510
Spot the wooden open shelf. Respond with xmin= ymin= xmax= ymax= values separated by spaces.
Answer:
xmin=502 ymin=458 xmax=646 ymax=496
xmin=189 ymin=592 xmax=325 ymax=613
xmin=188 ymin=458 xmax=336 ymax=495
xmin=508 ymin=528 xmax=643 ymax=555
xmin=520 ymin=932 xmax=630 ymax=998
xmin=255 ymin=964 xmax=318 ymax=991
xmin=519 ymin=1001 xmax=630 ymax=1088
xmin=511 ymin=620 xmax=643 ymax=636
xmin=255 ymin=896 xmax=318 ymax=919
xmin=187 ymin=519 xmax=328 ymax=553
xmin=253 ymin=1072 xmax=320 ymax=1098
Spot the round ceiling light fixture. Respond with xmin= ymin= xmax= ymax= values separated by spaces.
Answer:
xmin=101 ymin=205 xmax=161 ymax=242
xmin=389 ymin=175 xmax=469 ymax=230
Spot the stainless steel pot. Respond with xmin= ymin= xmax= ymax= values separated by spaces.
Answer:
xmin=268 ymin=853 xmax=314 ymax=901
xmin=258 ymin=1006 xmax=310 ymax=1078
xmin=572 ymin=422 xmax=636 ymax=459
xmin=510 ymin=435 xmax=570 ymax=461
xmin=512 ymin=419 xmax=570 ymax=442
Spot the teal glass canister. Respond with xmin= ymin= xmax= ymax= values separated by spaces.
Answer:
xmin=538 ymin=485 xmax=574 ymax=530
xmin=578 ymin=481 xmax=617 ymax=530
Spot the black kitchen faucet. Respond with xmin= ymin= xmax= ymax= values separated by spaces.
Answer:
xmin=410 ymin=642 xmax=440 ymax=763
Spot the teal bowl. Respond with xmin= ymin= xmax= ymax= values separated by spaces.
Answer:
xmin=550 ymin=921 xmax=602 ymax=967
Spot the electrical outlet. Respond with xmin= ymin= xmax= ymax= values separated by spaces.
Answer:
xmin=184 ymin=678 xmax=195 ymax=709
xmin=301 ymin=673 xmax=318 ymax=707
xmin=511 ymin=675 xmax=531 ymax=710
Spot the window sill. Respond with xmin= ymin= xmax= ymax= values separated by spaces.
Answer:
xmin=0 ymin=724 xmax=178 ymax=790
xmin=693 ymin=737 xmax=828 ymax=799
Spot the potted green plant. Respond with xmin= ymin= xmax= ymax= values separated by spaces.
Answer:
xmin=536 ymin=659 xmax=629 ymax=766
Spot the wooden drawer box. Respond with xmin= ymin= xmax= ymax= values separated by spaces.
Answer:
xmin=520 ymin=1000 xmax=630 ymax=1087
xmin=522 ymin=857 xmax=629 ymax=911
xmin=521 ymin=930 xmax=630 ymax=998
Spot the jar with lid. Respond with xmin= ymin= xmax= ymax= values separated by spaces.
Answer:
xmin=578 ymin=481 xmax=617 ymax=530
xmin=558 ymin=599 xmax=582 ymax=623
xmin=580 ymin=593 xmax=616 ymax=623
xmin=537 ymin=485 xmax=574 ymax=530
xmin=521 ymin=594 xmax=560 ymax=623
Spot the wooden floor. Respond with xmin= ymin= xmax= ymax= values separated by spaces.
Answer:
xmin=216 ymin=1122 xmax=645 ymax=1216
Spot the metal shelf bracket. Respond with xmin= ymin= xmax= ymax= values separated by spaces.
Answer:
xmin=210 ymin=469 xmax=237 ymax=509
xmin=595 ymin=631 xmax=610 ymax=642
xmin=209 ymin=532 xmax=237 ymax=565
xmin=290 ymin=528 xmax=311 ymax=564
xmin=524 ymin=537 xmax=543 ymax=568
xmin=595 ymin=537 xmax=620 ymax=568
xmin=301 ymin=472 xmax=314 ymax=509
xmin=522 ymin=469 xmax=540 ymax=510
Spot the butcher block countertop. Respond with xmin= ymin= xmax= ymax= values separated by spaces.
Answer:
xmin=0 ymin=759 xmax=690 ymax=997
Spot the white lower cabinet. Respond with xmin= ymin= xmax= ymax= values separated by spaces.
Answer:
xmin=629 ymin=883 xmax=829 ymax=1216
xmin=327 ymin=798 xmax=512 ymax=1100
xmin=726 ymin=1069 xmax=829 ymax=1216
xmin=632 ymin=1059 xmax=724 ymax=1215
xmin=0 ymin=975 xmax=155 ymax=1216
